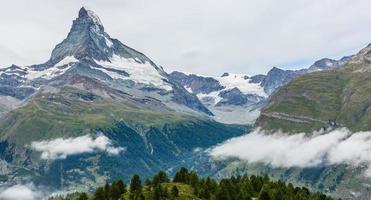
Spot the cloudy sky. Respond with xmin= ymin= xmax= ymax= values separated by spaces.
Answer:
xmin=0 ymin=0 xmax=370 ymax=76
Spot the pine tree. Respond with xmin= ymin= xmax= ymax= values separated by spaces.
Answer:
xmin=130 ymin=174 xmax=143 ymax=200
xmin=93 ymin=187 xmax=105 ymax=200
xmin=237 ymin=190 xmax=249 ymax=200
xmin=78 ymin=193 xmax=88 ymax=200
xmin=152 ymin=170 xmax=170 ymax=186
xmin=163 ymin=186 xmax=169 ymax=198
xmin=171 ymin=185 xmax=179 ymax=198
xmin=199 ymin=185 xmax=211 ymax=199
xmin=117 ymin=180 xmax=128 ymax=194
xmin=173 ymin=167 xmax=189 ymax=183
xmin=145 ymin=178 xmax=152 ymax=187
xmin=152 ymin=184 xmax=163 ymax=200
xmin=206 ymin=177 xmax=218 ymax=194
xmin=258 ymin=185 xmax=271 ymax=200
xmin=215 ymin=182 xmax=231 ymax=200
xmin=111 ymin=180 xmax=127 ymax=199
xmin=104 ymin=183 xmax=111 ymax=199
xmin=130 ymin=174 xmax=142 ymax=193
xmin=188 ymin=171 xmax=199 ymax=188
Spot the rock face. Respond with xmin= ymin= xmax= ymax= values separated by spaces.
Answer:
xmin=169 ymin=71 xmax=224 ymax=94
xmin=258 ymin=67 xmax=302 ymax=95
xmin=308 ymin=56 xmax=352 ymax=71
xmin=216 ymin=88 xmax=264 ymax=107
xmin=50 ymin=7 xmax=117 ymax=62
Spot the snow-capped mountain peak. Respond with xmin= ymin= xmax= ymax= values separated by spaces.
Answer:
xmin=5 ymin=7 xmax=172 ymax=90
xmin=79 ymin=7 xmax=103 ymax=27
xmin=49 ymin=7 xmax=115 ymax=63
xmin=0 ymin=7 xmax=212 ymax=116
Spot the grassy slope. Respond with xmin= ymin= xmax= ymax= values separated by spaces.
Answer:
xmin=256 ymin=63 xmax=371 ymax=133
xmin=0 ymin=86 xmax=195 ymax=145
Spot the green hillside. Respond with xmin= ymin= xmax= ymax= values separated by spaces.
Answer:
xmin=0 ymin=86 xmax=194 ymax=144
xmin=255 ymin=45 xmax=371 ymax=133
xmin=0 ymin=85 xmax=247 ymax=189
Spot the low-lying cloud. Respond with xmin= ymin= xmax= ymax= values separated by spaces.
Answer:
xmin=30 ymin=134 xmax=125 ymax=159
xmin=0 ymin=183 xmax=62 ymax=200
xmin=0 ymin=185 xmax=39 ymax=200
xmin=210 ymin=128 xmax=371 ymax=176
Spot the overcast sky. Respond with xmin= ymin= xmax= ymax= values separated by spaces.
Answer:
xmin=0 ymin=0 xmax=370 ymax=76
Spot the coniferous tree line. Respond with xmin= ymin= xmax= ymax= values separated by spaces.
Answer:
xmin=49 ymin=167 xmax=341 ymax=200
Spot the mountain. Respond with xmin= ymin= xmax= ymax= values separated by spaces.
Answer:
xmin=255 ymin=44 xmax=371 ymax=133
xmin=169 ymin=72 xmax=266 ymax=124
xmin=307 ymin=56 xmax=352 ymax=71
xmin=255 ymin=55 xmax=351 ymax=96
xmin=169 ymin=55 xmax=350 ymax=124
xmin=0 ymin=7 xmax=211 ymax=117
xmin=0 ymin=7 xmax=247 ymax=191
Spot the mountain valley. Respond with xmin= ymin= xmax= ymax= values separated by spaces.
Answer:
xmin=0 ymin=6 xmax=370 ymax=200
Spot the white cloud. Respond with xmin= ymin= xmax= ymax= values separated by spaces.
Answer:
xmin=30 ymin=134 xmax=125 ymax=160
xmin=210 ymin=128 xmax=371 ymax=177
xmin=193 ymin=147 xmax=203 ymax=153
xmin=0 ymin=185 xmax=37 ymax=200
xmin=0 ymin=0 xmax=370 ymax=75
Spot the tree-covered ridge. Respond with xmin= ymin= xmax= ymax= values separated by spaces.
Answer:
xmin=49 ymin=167 xmax=340 ymax=200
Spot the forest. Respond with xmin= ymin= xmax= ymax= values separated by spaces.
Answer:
xmin=49 ymin=167 xmax=340 ymax=200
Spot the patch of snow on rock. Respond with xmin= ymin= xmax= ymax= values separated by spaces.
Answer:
xmin=197 ymin=91 xmax=222 ymax=105
xmin=216 ymin=73 xmax=267 ymax=97
xmin=25 ymin=56 xmax=78 ymax=80
xmin=104 ymin=37 xmax=113 ymax=48
xmin=86 ymin=9 xmax=103 ymax=26
xmin=95 ymin=54 xmax=172 ymax=90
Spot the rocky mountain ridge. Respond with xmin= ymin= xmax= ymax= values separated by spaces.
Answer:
xmin=169 ymin=54 xmax=351 ymax=124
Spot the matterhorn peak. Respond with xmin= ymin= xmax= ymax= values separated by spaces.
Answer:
xmin=49 ymin=7 xmax=168 ymax=67
xmin=49 ymin=7 xmax=115 ymax=62
xmin=77 ymin=7 xmax=104 ymax=29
